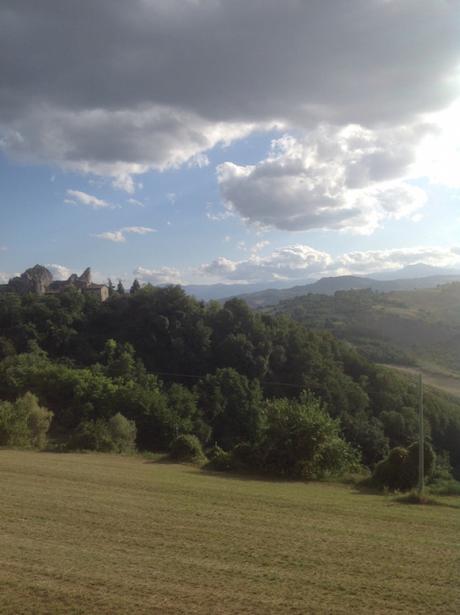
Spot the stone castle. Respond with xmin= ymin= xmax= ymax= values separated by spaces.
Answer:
xmin=0 ymin=265 xmax=109 ymax=301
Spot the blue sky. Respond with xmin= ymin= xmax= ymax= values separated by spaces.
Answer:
xmin=1 ymin=1 xmax=460 ymax=286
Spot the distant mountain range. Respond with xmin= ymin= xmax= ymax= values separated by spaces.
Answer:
xmin=182 ymin=280 xmax=305 ymax=302
xmin=182 ymin=264 xmax=460 ymax=306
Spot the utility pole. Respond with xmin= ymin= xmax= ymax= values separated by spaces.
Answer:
xmin=418 ymin=372 xmax=424 ymax=495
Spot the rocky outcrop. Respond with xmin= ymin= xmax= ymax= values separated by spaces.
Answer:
xmin=1 ymin=265 xmax=107 ymax=301
xmin=8 ymin=265 xmax=53 ymax=295
xmin=79 ymin=267 xmax=92 ymax=285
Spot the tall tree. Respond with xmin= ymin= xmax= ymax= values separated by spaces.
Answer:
xmin=107 ymin=278 xmax=115 ymax=297
xmin=130 ymin=279 xmax=141 ymax=294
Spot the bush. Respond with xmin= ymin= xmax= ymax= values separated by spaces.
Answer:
xmin=107 ymin=413 xmax=137 ymax=453
xmin=170 ymin=434 xmax=206 ymax=462
xmin=258 ymin=393 xmax=360 ymax=479
xmin=69 ymin=413 xmax=136 ymax=453
xmin=231 ymin=442 xmax=260 ymax=470
xmin=373 ymin=441 xmax=436 ymax=491
xmin=69 ymin=419 xmax=114 ymax=452
xmin=429 ymin=479 xmax=460 ymax=496
xmin=206 ymin=444 xmax=232 ymax=471
xmin=0 ymin=392 xmax=53 ymax=449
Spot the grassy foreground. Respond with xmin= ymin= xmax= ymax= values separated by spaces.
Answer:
xmin=1 ymin=451 xmax=459 ymax=614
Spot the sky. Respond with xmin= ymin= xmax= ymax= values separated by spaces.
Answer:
xmin=1 ymin=0 xmax=460 ymax=287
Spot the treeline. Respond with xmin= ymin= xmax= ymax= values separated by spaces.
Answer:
xmin=0 ymin=285 xmax=459 ymax=479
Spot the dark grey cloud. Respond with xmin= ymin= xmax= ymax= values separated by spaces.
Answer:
xmin=1 ymin=0 xmax=459 ymax=185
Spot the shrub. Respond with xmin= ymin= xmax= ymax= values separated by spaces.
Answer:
xmin=69 ymin=419 xmax=114 ymax=452
xmin=206 ymin=444 xmax=232 ymax=471
xmin=27 ymin=401 xmax=54 ymax=449
xmin=429 ymin=479 xmax=460 ymax=496
xmin=170 ymin=434 xmax=206 ymax=462
xmin=0 ymin=392 xmax=53 ymax=449
xmin=259 ymin=393 xmax=360 ymax=479
xmin=231 ymin=442 xmax=260 ymax=470
xmin=68 ymin=413 xmax=136 ymax=453
xmin=108 ymin=413 xmax=137 ymax=453
xmin=373 ymin=441 xmax=436 ymax=491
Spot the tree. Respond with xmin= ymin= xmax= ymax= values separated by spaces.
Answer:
xmin=0 ymin=392 xmax=53 ymax=448
xmin=130 ymin=279 xmax=141 ymax=294
xmin=117 ymin=280 xmax=126 ymax=295
xmin=108 ymin=413 xmax=136 ymax=452
xmin=107 ymin=278 xmax=115 ymax=297
xmin=373 ymin=441 xmax=436 ymax=491
xmin=196 ymin=368 xmax=264 ymax=449
xmin=259 ymin=392 xmax=359 ymax=479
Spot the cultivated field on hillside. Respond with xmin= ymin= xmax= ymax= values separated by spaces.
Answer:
xmin=381 ymin=363 xmax=460 ymax=399
xmin=273 ymin=283 xmax=460 ymax=372
xmin=1 ymin=451 xmax=459 ymax=614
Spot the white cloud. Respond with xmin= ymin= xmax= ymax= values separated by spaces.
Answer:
xmin=201 ymin=245 xmax=332 ymax=283
xmin=188 ymin=153 xmax=210 ymax=168
xmin=95 ymin=231 xmax=126 ymax=243
xmin=251 ymin=241 xmax=270 ymax=254
xmin=134 ymin=266 xmax=182 ymax=285
xmin=94 ymin=226 xmax=156 ymax=243
xmin=45 ymin=264 xmax=72 ymax=280
xmin=122 ymin=226 xmax=156 ymax=235
xmin=199 ymin=245 xmax=460 ymax=284
xmin=333 ymin=247 xmax=460 ymax=277
xmin=112 ymin=173 xmax=136 ymax=194
xmin=127 ymin=198 xmax=145 ymax=207
xmin=206 ymin=202 xmax=235 ymax=222
xmin=218 ymin=127 xmax=429 ymax=233
xmin=0 ymin=272 xmax=10 ymax=284
xmin=65 ymin=189 xmax=112 ymax=209
xmin=415 ymin=100 xmax=460 ymax=189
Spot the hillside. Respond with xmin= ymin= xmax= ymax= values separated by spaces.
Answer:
xmin=270 ymin=283 xmax=460 ymax=374
xmin=1 ymin=450 xmax=459 ymax=615
xmin=1 ymin=283 xmax=460 ymax=477
xmin=234 ymin=273 xmax=460 ymax=308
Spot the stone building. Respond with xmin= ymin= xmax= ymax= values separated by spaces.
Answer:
xmin=0 ymin=265 xmax=109 ymax=301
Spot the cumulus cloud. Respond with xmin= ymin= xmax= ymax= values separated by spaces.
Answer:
xmin=251 ymin=241 xmax=270 ymax=254
xmin=218 ymin=128 xmax=428 ymax=232
xmin=65 ymin=189 xmax=112 ymax=209
xmin=0 ymin=272 xmax=10 ymax=284
xmin=94 ymin=226 xmax=155 ymax=243
xmin=199 ymin=245 xmax=460 ymax=284
xmin=1 ymin=0 xmax=459 ymax=199
xmin=201 ymin=245 xmax=333 ymax=283
xmin=133 ymin=266 xmax=182 ymax=285
xmin=333 ymin=247 xmax=460 ymax=277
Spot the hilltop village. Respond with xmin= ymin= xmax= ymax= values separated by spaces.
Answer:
xmin=0 ymin=265 xmax=109 ymax=302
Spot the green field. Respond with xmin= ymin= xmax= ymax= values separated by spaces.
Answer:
xmin=1 ymin=451 xmax=459 ymax=614
xmin=381 ymin=363 xmax=460 ymax=399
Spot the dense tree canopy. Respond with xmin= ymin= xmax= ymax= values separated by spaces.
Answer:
xmin=0 ymin=285 xmax=459 ymax=478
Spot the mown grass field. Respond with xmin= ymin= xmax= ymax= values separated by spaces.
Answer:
xmin=1 ymin=451 xmax=459 ymax=614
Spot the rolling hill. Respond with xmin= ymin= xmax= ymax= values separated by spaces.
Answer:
xmin=233 ymin=273 xmax=460 ymax=308
xmin=268 ymin=282 xmax=460 ymax=375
